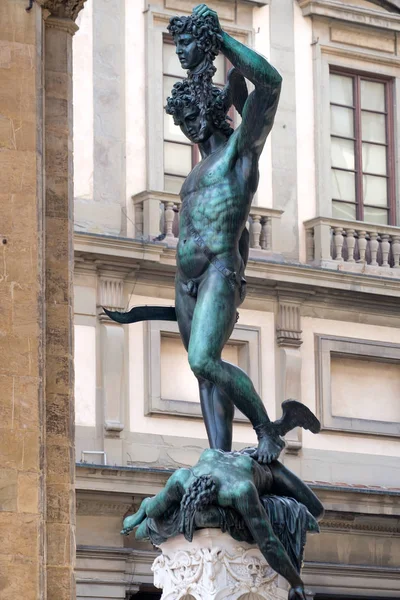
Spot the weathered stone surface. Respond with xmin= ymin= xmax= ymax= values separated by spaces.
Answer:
xmin=14 ymin=377 xmax=40 ymax=431
xmin=47 ymin=566 xmax=76 ymax=600
xmin=18 ymin=472 xmax=39 ymax=514
xmin=0 ymin=513 xmax=39 ymax=557
xmin=0 ymin=469 xmax=17 ymax=511
xmin=0 ymin=555 xmax=39 ymax=600
xmin=47 ymin=484 xmax=73 ymax=523
xmin=0 ymin=374 xmax=13 ymax=430
xmin=47 ymin=393 xmax=72 ymax=438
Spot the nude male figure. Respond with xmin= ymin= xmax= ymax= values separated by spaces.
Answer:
xmin=166 ymin=4 xmax=284 ymax=463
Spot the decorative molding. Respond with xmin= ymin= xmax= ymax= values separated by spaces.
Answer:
xmin=316 ymin=334 xmax=400 ymax=437
xmin=44 ymin=14 xmax=79 ymax=34
xmin=276 ymin=301 xmax=303 ymax=348
xmin=104 ymin=420 xmax=124 ymax=434
xmin=76 ymin=499 xmax=133 ymax=517
xmin=299 ymin=0 xmax=400 ymax=31
xmin=321 ymin=42 xmax=400 ymax=67
xmin=153 ymin=530 xmax=286 ymax=600
xmin=98 ymin=276 xmax=125 ymax=312
xmin=38 ymin=0 xmax=86 ymax=21
xmin=74 ymin=232 xmax=400 ymax=304
xmin=321 ymin=518 xmax=400 ymax=534
xmin=330 ymin=25 xmax=395 ymax=53
xmin=145 ymin=321 xmax=261 ymax=421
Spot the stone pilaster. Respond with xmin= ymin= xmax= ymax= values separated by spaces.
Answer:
xmin=276 ymin=296 xmax=304 ymax=455
xmin=0 ymin=3 xmax=45 ymax=598
xmin=43 ymin=2 xmax=85 ymax=599
xmin=97 ymin=271 xmax=128 ymax=466
xmin=269 ymin=0 xmax=299 ymax=259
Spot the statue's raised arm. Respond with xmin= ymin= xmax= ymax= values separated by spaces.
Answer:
xmin=192 ymin=3 xmax=282 ymax=157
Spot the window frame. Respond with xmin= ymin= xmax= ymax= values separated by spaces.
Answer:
xmin=329 ymin=66 xmax=396 ymax=225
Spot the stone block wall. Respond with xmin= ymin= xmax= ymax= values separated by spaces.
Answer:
xmin=0 ymin=1 xmax=85 ymax=598
xmin=0 ymin=3 xmax=45 ymax=597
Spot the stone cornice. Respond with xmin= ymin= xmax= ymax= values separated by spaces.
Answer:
xmin=76 ymin=464 xmax=400 ymax=515
xmin=38 ymin=0 xmax=86 ymax=21
xmin=299 ymin=0 xmax=400 ymax=30
xmin=303 ymin=560 xmax=400 ymax=577
xmin=74 ymin=232 xmax=400 ymax=303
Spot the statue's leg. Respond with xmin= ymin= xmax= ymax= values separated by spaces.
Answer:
xmin=187 ymin=269 xmax=283 ymax=463
xmin=232 ymin=482 xmax=304 ymax=590
xmin=145 ymin=469 xmax=191 ymax=519
xmin=175 ymin=274 xmax=234 ymax=451
xmin=269 ymin=461 xmax=324 ymax=521
xmin=198 ymin=377 xmax=234 ymax=451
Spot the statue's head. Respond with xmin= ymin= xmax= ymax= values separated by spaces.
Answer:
xmin=165 ymin=79 xmax=233 ymax=144
xmin=168 ymin=13 xmax=222 ymax=71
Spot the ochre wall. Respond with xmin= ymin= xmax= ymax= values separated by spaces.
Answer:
xmin=0 ymin=3 xmax=45 ymax=598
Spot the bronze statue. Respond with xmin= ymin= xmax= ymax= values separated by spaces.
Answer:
xmin=122 ymin=443 xmax=323 ymax=600
xmin=107 ymin=4 xmax=294 ymax=463
xmin=107 ymin=7 xmax=324 ymax=598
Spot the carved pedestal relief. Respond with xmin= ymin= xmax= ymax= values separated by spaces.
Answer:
xmin=276 ymin=298 xmax=303 ymax=454
xmin=153 ymin=529 xmax=288 ymax=600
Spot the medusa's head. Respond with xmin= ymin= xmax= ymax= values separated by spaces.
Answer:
xmin=168 ymin=13 xmax=222 ymax=72
xmin=165 ymin=79 xmax=233 ymax=144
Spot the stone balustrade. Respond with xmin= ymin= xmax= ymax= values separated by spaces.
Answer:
xmin=133 ymin=191 xmax=283 ymax=254
xmin=304 ymin=217 xmax=400 ymax=277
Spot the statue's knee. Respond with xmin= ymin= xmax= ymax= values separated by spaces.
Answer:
xmin=188 ymin=352 xmax=212 ymax=380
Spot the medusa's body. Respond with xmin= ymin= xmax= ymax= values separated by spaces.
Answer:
xmin=123 ymin=449 xmax=323 ymax=600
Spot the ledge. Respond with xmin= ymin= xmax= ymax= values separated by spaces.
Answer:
xmin=74 ymin=231 xmax=400 ymax=303
xmin=76 ymin=463 xmax=400 ymax=513
xmin=299 ymin=0 xmax=400 ymax=30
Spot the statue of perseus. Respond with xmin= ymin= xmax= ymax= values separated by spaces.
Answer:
xmin=105 ymin=6 xmax=324 ymax=598
xmin=107 ymin=4 xmax=317 ymax=462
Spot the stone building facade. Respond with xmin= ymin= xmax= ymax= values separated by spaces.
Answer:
xmin=75 ymin=0 xmax=400 ymax=597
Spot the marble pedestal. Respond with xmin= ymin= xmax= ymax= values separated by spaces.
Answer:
xmin=152 ymin=529 xmax=289 ymax=600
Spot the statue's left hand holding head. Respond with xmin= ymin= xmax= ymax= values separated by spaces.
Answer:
xmin=193 ymin=3 xmax=222 ymax=34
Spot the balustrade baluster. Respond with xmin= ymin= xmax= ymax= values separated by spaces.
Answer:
xmin=305 ymin=228 xmax=314 ymax=262
xmin=135 ymin=204 xmax=144 ymax=238
xmin=392 ymin=236 xmax=400 ymax=268
xmin=368 ymin=231 xmax=379 ymax=266
xmin=164 ymin=201 xmax=176 ymax=238
xmin=250 ymin=214 xmax=262 ymax=249
xmin=381 ymin=234 xmax=390 ymax=267
xmin=333 ymin=227 xmax=344 ymax=261
xmin=357 ymin=230 xmax=367 ymax=263
xmin=260 ymin=217 xmax=269 ymax=250
xmin=345 ymin=229 xmax=355 ymax=263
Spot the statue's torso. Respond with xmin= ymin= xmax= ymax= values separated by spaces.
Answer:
xmin=177 ymin=135 xmax=258 ymax=280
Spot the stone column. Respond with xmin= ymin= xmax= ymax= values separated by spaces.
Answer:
xmin=0 ymin=3 xmax=46 ymax=598
xmin=42 ymin=1 xmax=85 ymax=598
xmin=0 ymin=1 xmax=85 ymax=598
xmin=152 ymin=529 xmax=288 ymax=600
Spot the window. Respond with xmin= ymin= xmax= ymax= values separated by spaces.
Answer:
xmin=329 ymin=69 xmax=395 ymax=225
xmin=163 ymin=36 xmax=227 ymax=194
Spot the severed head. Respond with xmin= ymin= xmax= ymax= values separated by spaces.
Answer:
xmin=168 ymin=12 xmax=222 ymax=73
xmin=165 ymin=78 xmax=234 ymax=144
